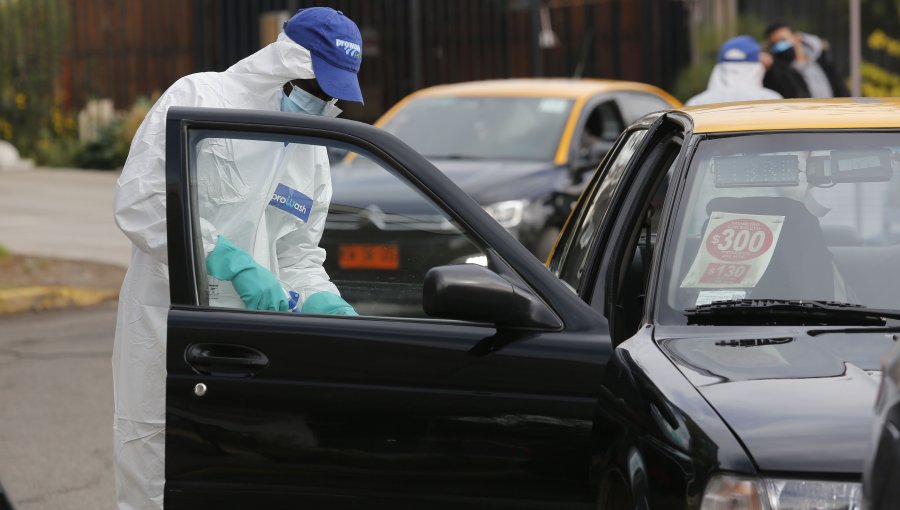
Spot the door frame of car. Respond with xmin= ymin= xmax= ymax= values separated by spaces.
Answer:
xmin=163 ymin=107 xmax=614 ymax=508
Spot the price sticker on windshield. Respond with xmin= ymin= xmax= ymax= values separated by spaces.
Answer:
xmin=681 ymin=212 xmax=784 ymax=289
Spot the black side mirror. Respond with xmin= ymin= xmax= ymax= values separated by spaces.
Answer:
xmin=423 ymin=264 xmax=561 ymax=330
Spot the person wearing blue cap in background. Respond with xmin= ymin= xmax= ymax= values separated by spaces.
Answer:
xmin=111 ymin=7 xmax=362 ymax=508
xmin=685 ymin=35 xmax=783 ymax=106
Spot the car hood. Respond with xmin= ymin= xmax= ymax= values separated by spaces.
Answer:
xmin=332 ymin=159 xmax=562 ymax=210
xmin=427 ymin=159 xmax=562 ymax=204
xmin=658 ymin=327 xmax=895 ymax=474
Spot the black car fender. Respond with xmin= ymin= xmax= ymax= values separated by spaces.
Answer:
xmin=591 ymin=328 xmax=757 ymax=508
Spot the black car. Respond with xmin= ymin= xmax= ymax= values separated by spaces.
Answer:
xmin=164 ymin=98 xmax=899 ymax=509
xmin=0 ymin=481 xmax=13 ymax=510
xmin=334 ymin=79 xmax=679 ymax=260
xmin=864 ymin=339 xmax=900 ymax=510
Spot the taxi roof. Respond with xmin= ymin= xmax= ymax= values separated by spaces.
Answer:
xmin=408 ymin=78 xmax=678 ymax=103
xmin=678 ymin=98 xmax=900 ymax=134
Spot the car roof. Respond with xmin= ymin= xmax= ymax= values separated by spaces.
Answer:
xmin=677 ymin=98 xmax=900 ymax=134
xmin=408 ymin=78 xmax=679 ymax=103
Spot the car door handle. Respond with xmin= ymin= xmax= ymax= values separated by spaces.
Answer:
xmin=185 ymin=343 xmax=270 ymax=376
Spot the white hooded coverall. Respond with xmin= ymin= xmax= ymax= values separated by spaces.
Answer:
xmin=112 ymin=33 xmax=339 ymax=509
xmin=685 ymin=61 xmax=783 ymax=106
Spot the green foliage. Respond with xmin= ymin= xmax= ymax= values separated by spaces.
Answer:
xmin=76 ymin=120 xmax=127 ymax=170
xmin=74 ymin=95 xmax=153 ymax=170
xmin=0 ymin=244 xmax=10 ymax=260
xmin=0 ymin=0 xmax=72 ymax=160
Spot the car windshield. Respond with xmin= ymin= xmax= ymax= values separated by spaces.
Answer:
xmin=657 ymin=131 xmax=900 ymax=325
xmin=381 ymin=96 xmax=574 ymax=161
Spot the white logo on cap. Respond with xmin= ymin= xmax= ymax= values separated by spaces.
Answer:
xmin=723 ymin=48 xmax=748 ymax=61
xmin=335 ymin=39 xmax=362 ymax=58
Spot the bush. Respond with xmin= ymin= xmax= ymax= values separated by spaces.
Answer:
xmin=73 ymin=95 xmax=153 ymax=170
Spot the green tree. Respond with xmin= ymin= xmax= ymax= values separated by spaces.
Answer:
xmin=0 ymin=0 xmax=71 ymax=160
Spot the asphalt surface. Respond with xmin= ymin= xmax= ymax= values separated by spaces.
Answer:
xmin=0 ymin=303 xmax=117 ymax=509
xmin=0 ymin=168 xmax=130 ymax=268
xmin=0 ymin=167 xmax=126 ymax=509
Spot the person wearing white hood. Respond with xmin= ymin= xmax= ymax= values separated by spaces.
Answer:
xmin=685 ymin=35 xmax=782 ymax=106
xmin=111 ymin=7 xmax=363 ymax=509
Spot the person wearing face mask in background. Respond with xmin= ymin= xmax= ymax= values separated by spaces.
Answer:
xmin=765 ymin=22 xmax=850 ymax=98
xmin=685 ymin=35 xmax=782 ymax=106
xmin=111 ymin=7 xmax=361 ymax=509
xmin=762 ymin=37 xmax=811 ymax=99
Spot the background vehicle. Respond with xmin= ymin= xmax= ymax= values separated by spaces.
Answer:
xmin=864 ymin=339 xmax=900 ymax=510
xmin=0 ymin=481 xmax=13 ymax=510
xmin=333 ymin=78 xmax=679 ymax=260
xmin=163 ymin=99 xmax=898 ymax=509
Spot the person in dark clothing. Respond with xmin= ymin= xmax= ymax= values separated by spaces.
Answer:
xmin=762 ymin=41 xmax=812 ymax=98
xmin=765 ymin=21 xmax=850 ymax=98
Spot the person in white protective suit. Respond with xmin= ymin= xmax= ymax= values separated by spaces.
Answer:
xmin=111 ymin=7 xmax=363 ymax=509
xmin=685 ymin=35 xmax=783 ymax=106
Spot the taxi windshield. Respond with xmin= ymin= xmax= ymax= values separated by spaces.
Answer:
xmin=381 ymin=96 xmax=574 ymax=161
xmin=657 ymin=131 xmax=900 ymax=325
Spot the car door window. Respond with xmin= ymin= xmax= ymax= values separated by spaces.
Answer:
xmin=551 ymin=128 xmax=648 ymax=291
xmin=618 ymin=92 xmax=675 ymax=124
xmin=190 ymin=130 xmax=485 ymax=318
xmin=578 ymin=100 xmax=625 ymax=156
xmin=607 ymin=136 xmax=682 ymax=338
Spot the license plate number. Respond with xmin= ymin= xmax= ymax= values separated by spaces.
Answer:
xmin=338 ymin=244 xmax=400 ymax=270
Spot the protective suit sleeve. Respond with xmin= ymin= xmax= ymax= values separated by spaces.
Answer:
xmin=275 ymin=149 xmax=345 ymax=308
xmin=207 ymin=235 xmax=289 ymax=311
xmin=113 ymin=86 xmax=186 ymax=261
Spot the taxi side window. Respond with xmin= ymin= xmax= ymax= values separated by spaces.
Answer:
xmin=618 ymin=92 xmax=674 ymax=124
xmin=551 ymin=128 xmax=648 ymax=292
xmin=190 ymin=133 xmax=485 ymax=319
xmin=579 ymin=100 xmax=625 ymax=155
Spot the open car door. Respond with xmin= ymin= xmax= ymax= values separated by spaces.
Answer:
xmin=164 ymin=107 xmax=612 ymax=509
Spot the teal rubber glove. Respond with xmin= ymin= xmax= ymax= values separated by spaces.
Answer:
xmin=300 ymin=291 xmax=358 ymax=316
xmin=206 ymin=235 xmax=289 ymax=312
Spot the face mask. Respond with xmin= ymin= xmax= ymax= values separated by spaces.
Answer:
xmin=280 ymin=84 xmax=342 ymax=118
xmin=771 ymin=40 xmax=796 ymax=62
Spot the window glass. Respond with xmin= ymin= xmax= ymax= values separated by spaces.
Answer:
xmin=618 ymin=93 xmax=673 ymax=124
xmin=657 ymin=131 xmax=900 ymax=324
xmin=190 ymin=131 xmax=485 ymax=318
xmin=578 ymin=101 xmax=625 ymax=155
xmin=551 ymin=128 xmax=648 ymax=291
xmin=381 ymin=96 xmax=573 ymax=161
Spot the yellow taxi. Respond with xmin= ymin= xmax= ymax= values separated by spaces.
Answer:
xmin=358 ymin=78 xmax=680 ymax=259
xmin=546 ymin=98 xmax=899 ymax=509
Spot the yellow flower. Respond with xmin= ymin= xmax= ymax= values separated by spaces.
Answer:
xmin=15 ymin=93 xmax=26 ymax=110
xmin=0 ymin=120 xmax=12 ymax=140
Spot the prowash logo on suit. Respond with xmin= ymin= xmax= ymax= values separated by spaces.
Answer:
xmin=269 ymin=183 xmax=313 ymax=222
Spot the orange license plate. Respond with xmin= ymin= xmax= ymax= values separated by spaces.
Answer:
xmin=339 ymin=244 xmax=400 ymax=270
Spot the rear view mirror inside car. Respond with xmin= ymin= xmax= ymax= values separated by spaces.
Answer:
xmin=831 ymin=149 xmax=894 ymax=183
xmin=807 ymin=149 xmax=895 ymax=186
xmin=713 ymin=155 xmax=800 ymax=188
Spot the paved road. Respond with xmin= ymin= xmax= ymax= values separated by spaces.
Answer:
xmin=0 ymin=303 xmax=117 ymax=510
xmin=0 ymin=168 xmax=130 ymax=268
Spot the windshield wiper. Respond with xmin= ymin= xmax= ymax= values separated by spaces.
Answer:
xmin=684 ymin=299 xmax=900 ymax=326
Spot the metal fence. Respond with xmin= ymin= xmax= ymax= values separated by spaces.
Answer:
xmin=189 ymin=0 xmax=692 ymax=122
xmin=6 ymin=0 xmax=897 ymax=126
xmin=49 ymin=0 xmax=692 ymax=123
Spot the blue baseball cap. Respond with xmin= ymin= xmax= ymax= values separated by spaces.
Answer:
xmin=717 ymin=35 xmax=761 ymax=63
xmin=284 ymin=7 xmax=364 ymax=104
